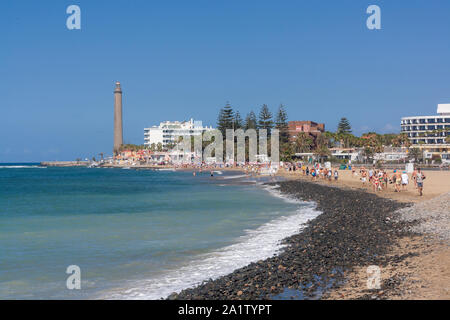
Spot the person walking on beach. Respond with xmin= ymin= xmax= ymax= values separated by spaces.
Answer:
xmin=361 ymin=170 xmax=367 ymax=186
xmin=416 ymin=168 xmax=426 ymax=196
xmin=369 ymin=168 xmax=374 ymax=183
xmin=401 ymin=171 xmax=409 ymax=191
xmin=375 ymin=171 xmax=383 ymax=192
xmin=392 ymin=170 xmax=401 ymax=192
xmin=334 ymin=169 xmax=339 ymax=181
xmin=383 ymin=171 xmax=388 ymax=190
xmin=412 ymin=168 xmax=417 ymax=188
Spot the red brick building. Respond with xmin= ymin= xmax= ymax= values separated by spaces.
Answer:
xmin=288 ymin=121 xmax=325 ymax=142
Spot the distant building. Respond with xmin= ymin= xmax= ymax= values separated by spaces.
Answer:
xmin=330 ymin=148 xmax=362 ymax=162
xmin=374 ymin=147 xmax=408 ymax=162
xmin=401 ymin=104 xmax=450 ymax=158
xmin=144 ymin=119 xmax=214 ymax=149
xmin=288 ymin=121 xmax=325 ymax=142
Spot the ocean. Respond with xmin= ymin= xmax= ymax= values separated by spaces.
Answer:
xmin=0 ymin=164 xmax=320 ymax=299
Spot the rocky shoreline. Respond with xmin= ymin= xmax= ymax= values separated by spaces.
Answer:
xmin=171 ymin=179 xmax=416 ymax=300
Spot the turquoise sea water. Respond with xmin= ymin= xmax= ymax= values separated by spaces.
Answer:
xmin=0 ymin=164 xmax=319 ymax=299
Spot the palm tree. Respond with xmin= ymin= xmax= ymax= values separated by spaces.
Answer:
xmin=392 ymin=133 xmax=411 ymax=148
xmin=313 ymin=134 xmax=330 ymax=162
xmin=324 ymin=131 xmax=337 ymax=148
xmin=295 ymin=132 xmax=314 ymax=153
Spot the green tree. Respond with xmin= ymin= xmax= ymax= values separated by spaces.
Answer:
xmin=275 ymin=104 xmax=289 ymax=144
xmin=294 ymin=132 xmax=314 ymax=153
xmin=313 ymin=134 xmax=330 ymax=162
xmin=280 ymin=142 xmax=295 ymax=162
xmin=245 ymin=111 xmax=257 ymax=130
xmin=120 ymin=144 xmax=146 ymax=152
xmin=324 ymin=131 xmax=337 ymax=147
xmin=217 ymin=102 xmax=234 ymax=137
xmin=392 ymin=133 xmax=411 ymax=148
xmin=234 ymin=111 xmax=244 ymax=129
xmin=337 ymin=117 xmax=352 ymax=134
xmin=258 ymin=104 xmax=274 ymax=135
xmin=156 ymin=143 xmax=163 ymax=152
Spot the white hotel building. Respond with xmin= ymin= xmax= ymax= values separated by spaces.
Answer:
xmin=401 ymin=104 xmax=450 ymax=159
xmin=144 ymin=119 xmax=213 ymax=149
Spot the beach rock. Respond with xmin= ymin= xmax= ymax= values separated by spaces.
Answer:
xmin=171 ymin=180 xmax=412 ymax=300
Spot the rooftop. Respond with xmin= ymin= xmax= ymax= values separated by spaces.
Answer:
xmin=437 ymin=104 xmax=450 ymax=115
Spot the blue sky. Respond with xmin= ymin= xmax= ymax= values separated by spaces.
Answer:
xmin=1 ymin=0 xmax=450 ymax=162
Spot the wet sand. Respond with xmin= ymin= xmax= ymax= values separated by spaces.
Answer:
xmin=279 ymin=168 xmax=450 ymax=300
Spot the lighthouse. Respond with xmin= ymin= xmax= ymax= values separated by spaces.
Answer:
xmin=113 ymin=81 xmax=123 ymax=155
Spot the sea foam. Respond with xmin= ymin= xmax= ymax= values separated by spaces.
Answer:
xmin=100 ymin=187 xmax=320 ymax=300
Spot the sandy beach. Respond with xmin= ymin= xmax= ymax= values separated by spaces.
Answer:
xmin=278 ymin=168 xmax=450 ymax=203
xmin=278 ymin=168 xmax=450 ymax=300
xmin=168 ymin=167 xmax=450 ymax=300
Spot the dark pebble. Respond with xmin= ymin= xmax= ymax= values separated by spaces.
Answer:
xmin=171 ymin=180 xmax=414 ymax=300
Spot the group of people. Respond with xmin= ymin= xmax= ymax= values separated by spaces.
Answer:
xmin=353 ymin=167 xmax=426 ymax=196
xmin=285 ymin=163 xmax=339 ymax=182
xmin=283 ymin=161 xmax=427 ymax=197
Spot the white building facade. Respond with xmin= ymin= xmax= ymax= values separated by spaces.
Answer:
xmin=144 ymin=119 xmax=213 ymax=149
xmin=401 ymin=104 xmax=450 ymax=160
xmin=401 ymin=105 xmax=450 ymax=146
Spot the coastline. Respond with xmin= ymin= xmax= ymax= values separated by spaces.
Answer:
xmin=4 ymin=164 xmax=448 ymax=299
xmin=171 ymin=180 xmax=411 ymax=299
xmin=170 ymin=171 xmax=450 ymax=300
xmin=33 ymin=164 xmax=450 ymax=299
xmin=277 ymin=169 xmax=450 ymax=299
